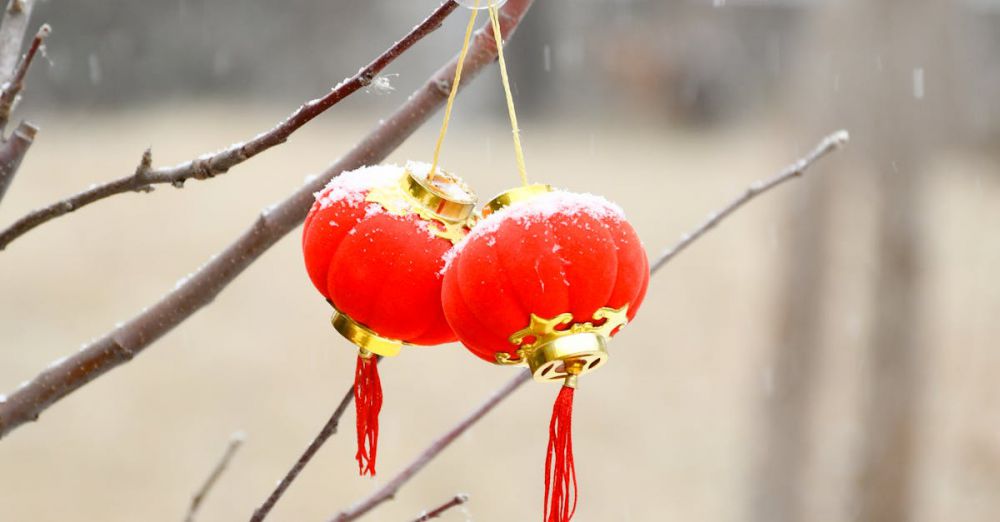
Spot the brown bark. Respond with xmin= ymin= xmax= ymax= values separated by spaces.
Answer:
xmin=0 ymin=2 xmax=459 ymax=250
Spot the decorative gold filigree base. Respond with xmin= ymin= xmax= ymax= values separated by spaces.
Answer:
xmin=495 ymin=305 xmax=629 ymax=383
xmin=331 ymin=310 xmax=404 ymax=357
xmin=525 ymin=332 xmax=608 ymax=383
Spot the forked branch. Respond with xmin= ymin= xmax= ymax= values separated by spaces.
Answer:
xmin=0 ymin=0 xmax=37 ymax=84
xmin=0 ymin=0 xmax=460 ymax=251
xmin=0 ymin=0 xmax=536 ymax=440
xmin=0 ymin=14 xmax=46 ymax=206
xmin=0 ymin=22 xmax=48 ymax=133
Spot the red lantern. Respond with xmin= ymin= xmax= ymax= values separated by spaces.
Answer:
xmin=441 ymin=185 xmax=649 ymax=521
xmin=302 ymin=162 xmax=476 ymax=476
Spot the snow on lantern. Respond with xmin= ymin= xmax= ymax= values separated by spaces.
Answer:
xmin=302 ymin=161 xmax=476 ymax=476
xmin=441 ymin=184 xmax=649 ymax=521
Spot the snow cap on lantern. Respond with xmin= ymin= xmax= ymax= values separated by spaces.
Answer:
xmin=442 ymin=184 xmax=649 ymax=383
xmin=303 ymin=161 xmax=478 ymax=354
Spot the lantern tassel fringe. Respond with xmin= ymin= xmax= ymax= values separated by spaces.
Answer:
xmin=544 ymin=383 xmax=578 ymax=522
xmin=354 ymin=351 xmax=382 ymax=476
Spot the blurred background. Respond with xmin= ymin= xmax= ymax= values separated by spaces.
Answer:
xmin=1 ymin=0 xmax=999 ymax=520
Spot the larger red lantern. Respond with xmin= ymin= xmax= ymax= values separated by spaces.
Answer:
xmin=302 ymin=162 xmax=476 ymax=476
xmin=441 ymin=185 xmax=649 ymax=521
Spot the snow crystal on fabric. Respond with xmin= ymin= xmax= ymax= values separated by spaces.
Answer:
xmin=442 ymin=190 xmax=627 ymax=270
xmin=313 ymin=164 xmax=403 ymax=209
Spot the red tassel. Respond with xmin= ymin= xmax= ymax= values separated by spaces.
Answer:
xmin=354 ymin=352 xmax=382 ymax=476
xmin=544 ymin=384 xmax=578 ymax=522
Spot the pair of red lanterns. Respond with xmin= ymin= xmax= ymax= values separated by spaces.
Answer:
xmin=302 ymin=161 xmax=648 ymax=521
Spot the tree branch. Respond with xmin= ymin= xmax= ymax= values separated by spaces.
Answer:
xmin=329 ymin=371 xmax=531 ymax=522
xmin=0 ymin=22 xmax=47 ymax=134
xmin=0 ymin=119 xmax=34 ymax=204
xmin=249 ymin=386 xmax=355 ymax=522
xmin=0 ymin=0 xmax=461 ymax=252
xmin=0 ymin=0 xmax=36 ymax=85
xmin=0 ymin=16 xmax=46 ymax=207
xmin=185 ymin=431 xmax=246 ymax=522
xmin=411 ymin=494 xmax=470 ymax=522
xmin=650 ymin=130 xmax=850 ymax=275
xmin=0 ymin=0 xmax=536 ymax=440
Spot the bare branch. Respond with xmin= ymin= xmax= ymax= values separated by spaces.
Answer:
xmin=0 ymin=0 xmax=536 ymax=440
xmin=329 ymin=371 xmax=531 ymax=522
xmin=249 ymin=386 xmax=355 ymax=522
xmin=185 ymin=431 xmax=246 ymax=522
xmin=0 ymin=0 xmax=36 ymax=84
xmin=650 ymin=130 xmax=850 ymax=275
xmin=0 ymin=119 xmax=34 ymax=204
xmin=0 ymin=22 xmax=48 ymax=133
xmin=411 ymin=494 xmax=470 ymax=522
xmin=0 ymin=0 xmax=461 ymax=251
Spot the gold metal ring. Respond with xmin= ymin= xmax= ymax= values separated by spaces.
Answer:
xmin=331 ymin=311 xmax=404 ymax=357
xmin=481 ymin=184 xmax=553 ymax=217
xmin=524 ymin=332 xmax=609 ymax=384
xmin=403 ymin=168 xmax=477 ymax=222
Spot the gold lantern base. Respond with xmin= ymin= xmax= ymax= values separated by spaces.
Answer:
xmin=524 ymin=332 xmax=609 ymax=384
xmin=331 ymin=310 xmax=404 ymax=357
xmin=495 ymin=305 xmax=629 ymax=384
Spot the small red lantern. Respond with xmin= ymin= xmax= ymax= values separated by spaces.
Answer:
xmin=441 ymin=185 xmax=649 ymax=521
xmin=302 ymin=162 xmax=476 ymax=476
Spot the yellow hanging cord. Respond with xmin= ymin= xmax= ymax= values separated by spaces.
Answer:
xmin=488 ymin=2 xmax=529 ymax=186
xmin=429 ymin=1 xmax=481 ymax=182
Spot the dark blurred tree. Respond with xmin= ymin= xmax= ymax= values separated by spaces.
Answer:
xmin=755 ymin=0 xmax=961 ymax=521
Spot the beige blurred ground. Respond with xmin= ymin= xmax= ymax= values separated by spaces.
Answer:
xmin=0 ymin=104 xmax=998 ymax=522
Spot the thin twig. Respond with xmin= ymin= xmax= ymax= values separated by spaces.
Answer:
xmin=249 ymin=386 xmax=355 ymax=522
xmin=185 ymin=431 xmax=247 ymax=522
xmin=0 ymin=119 xmax=34 ymax=204
xmin=0 ymin=0 xmax=536 ymax=440
xmin=329 ymin=371 xmax=531 ymax=522
xmin=0 ymin=0 xmax=36 ymax=85
xmin=0 ymin=14 xmax=46 ymax=206
xmin=0 ymin=0 xmax=461 ymax=251
xmin=0 ymin=22 xmax=48 ymax=133
xmin=411 ymin=494 xmax=470 ymax=522
xmin=650 ymin=130 xmax=850 ymax=275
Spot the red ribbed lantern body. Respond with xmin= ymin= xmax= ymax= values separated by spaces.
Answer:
xmin=302 ymin=165 xmax=457 ymax=346
xmin=442 ymin=191 xmax=649 ymax=363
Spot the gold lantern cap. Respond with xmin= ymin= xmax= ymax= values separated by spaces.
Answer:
xmin=331 ymin=309 xmax=405 ymax=357
xmin=482 ymin=183 xmax=553 ymax=217
xmin=403 ymin=164 xmax=477 ymax=223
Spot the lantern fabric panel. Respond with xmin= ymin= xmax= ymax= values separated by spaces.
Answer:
xmin=327 ymin=212 xmax=455 ymax=345
xmin=442 ymin=190 xmax=648 ymax=363
xmin=302 ymin=163 xmax=464 ymax=346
